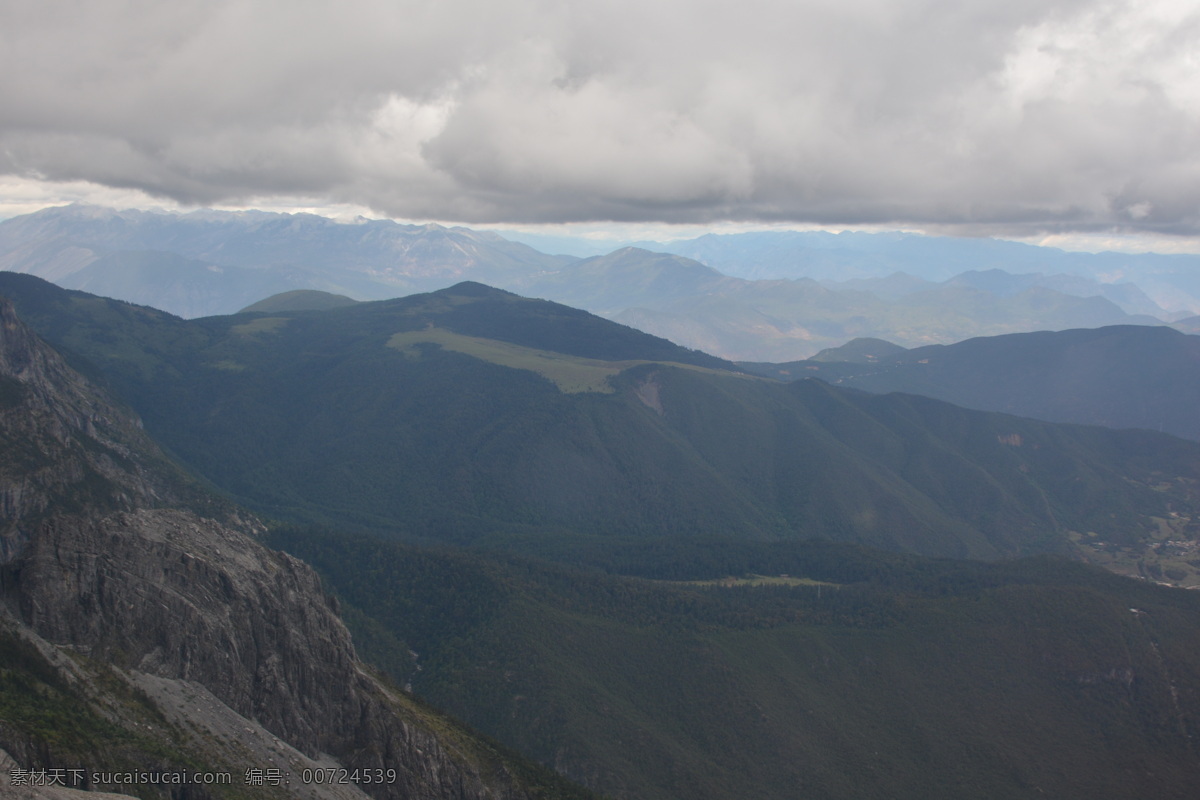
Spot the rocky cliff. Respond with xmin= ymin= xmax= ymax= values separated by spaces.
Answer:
xmin=0 ymin=294 xmax=591 ymax=800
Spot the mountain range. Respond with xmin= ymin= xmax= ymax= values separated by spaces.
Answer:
xmin=641 ymin=230 xmax=1200 ymax=312
xmin=3 ymin=272 xmax=1197 ymax=568
xmin=591 ymin=253 xmax=1166 ymax=361
xmin=6 ymin=273 xmax=1200 ymax=798
xmin=0 ymin=204 xmax=569 ymax=316
xmin=744 ymin=325 xmax=1200 ymax=443
xmin=1 ymin=205 xmax=1189 ymax=361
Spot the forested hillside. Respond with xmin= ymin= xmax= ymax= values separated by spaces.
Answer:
xmin=744 ymin=325 xmax=1200 ymax=442
xmin=273 ymin=526 xmax=1200 ymax=800
xmin=2 ymin=273 xmax=1198 ymax=569
xmin=7 ymin=272 xmax=1200 ymax=799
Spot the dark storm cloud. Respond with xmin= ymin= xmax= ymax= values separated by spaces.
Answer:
xmin=3 ymin=0 xmax=1199 ymax=234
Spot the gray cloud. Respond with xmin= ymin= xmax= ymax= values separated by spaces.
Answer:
xmin=3 ymin=0 xmax=1199 ymax=235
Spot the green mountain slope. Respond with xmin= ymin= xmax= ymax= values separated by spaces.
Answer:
xmin=809 ymin=336 xmax=908 ymax=363
xmin=0 ymin=293 xmax=600 ymax=800
xmin=745 ymin=325 xmax=1200 ymax=442
xmin=239 ymin=289 xmax=360 ymax=313
xmin=274 ymin=527 xmax=1200 ymax=800
xmin=2 ymin=273 xmax=1198 ymax=569
xmin=9 ymin=272 xmax=1200 ymax=800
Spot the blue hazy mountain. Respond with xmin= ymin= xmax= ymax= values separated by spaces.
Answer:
xmin=743 ymin=325 xmax=1200 ymax=442
xmin=0 ymin=204 xmax=571 ymax=317
xmin=0 ymin=206 xmax=1188 ymax=360
xmin=646 ymin=230 xmax=1200 ymax=314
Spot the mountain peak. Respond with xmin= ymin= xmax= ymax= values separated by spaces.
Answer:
xmin=437 ymin=280 xmax=518 ymax=298
xmin=239 ymin=288 xmax=359 ymax=313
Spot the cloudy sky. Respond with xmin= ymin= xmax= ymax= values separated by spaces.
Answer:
xmin=2 ymin=0 xmax=1199 ymax=248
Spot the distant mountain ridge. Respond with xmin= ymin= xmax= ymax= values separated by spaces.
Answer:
xmin=826 ymin=267 xmax=1170 ymax=318
xmin=743 ymin=324 xmax=1200 ymax=442
xmin=516 ymin=246 xmax=729 ymax=312
xmin=514 ymin=247 xmax=1167 ymax=360
xmin=0 ymin=204 xmax=570 ymax=317
xmin=646 ymin=230 xmax=1200 ymax=314
xmin=604 ymin=267 xmax=1165 ymax=361
xmin=0 ymin=205 xmax=1187 ymax=361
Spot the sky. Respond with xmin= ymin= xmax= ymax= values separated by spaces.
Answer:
xmin=3 ymin=0 xmax=1200 ymax=251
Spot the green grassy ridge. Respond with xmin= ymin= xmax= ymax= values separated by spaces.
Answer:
xmin=272 ymin=527 xmax=1200 ymax=800
xmin=217 ymin=280 xmax=736 ymax=370
xmin=386 ymin=327 xmax=744 ymax=394
xmin=388 ymin=327 xmax=636 ymax=394
xmin=0 ymin=273 xmax=731 ymax=389
xmin=238 ymin=289 xmax=359 ymax=313
xmin=3 ymin=273 xmax=1200 ymax=564
xmin=0 ymin=276 xmax=760 ymax=541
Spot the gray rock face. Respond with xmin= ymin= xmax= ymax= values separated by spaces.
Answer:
xmin=11 ymin=509 xmax=531 ymax=800
xmin=15 ymin=508 xmax=352 ymax=750
xmin=0 ymin=295 xmax=577 ymax=800
xmin=0 ymin=294 xmax=167 ymax=561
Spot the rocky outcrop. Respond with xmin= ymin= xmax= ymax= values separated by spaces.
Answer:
xmin=7 ymin=507 xmax=544 ymax=800
xmin=0 ymin=294 xmax=589 ymax=799
xmin=0 ymin=294 xmax=182 ymax=561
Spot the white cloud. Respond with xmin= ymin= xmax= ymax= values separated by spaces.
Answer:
xmin=3 ymin=0 xmax=1200 ymax=236
xmin=0 ymin=176 xmax=179 ymax=220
